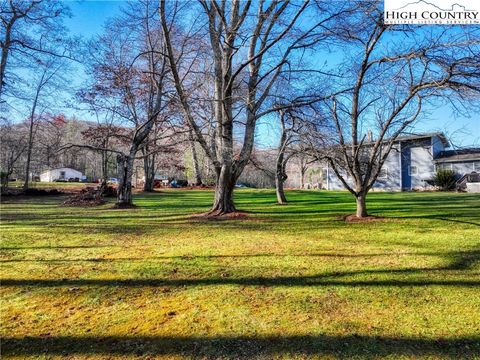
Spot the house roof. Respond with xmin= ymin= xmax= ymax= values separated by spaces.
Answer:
xmin=359 ymin=132 xmax=450 ymax=148
xmin=40 ymin=167 xmax=83 ymax=174
xmin=394 ymin=132 xmax=450 ymax=147
xmin=435 ymin=148 xmax=480 ymax=163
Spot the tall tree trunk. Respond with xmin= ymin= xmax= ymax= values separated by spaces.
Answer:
xmin=275 ymin=153 xmax=288 ymax=205
xmin=143 ymin=152 xmax=155 ymax=192
xmin=276 ymin=174 xmax=287 ymax=204
xmin=210 ymin=165 xmax=236 ymax=214
xmin=190 ymin=134 xmax=202 ymax=186
xmin=23 ymin=121 xmax=34 ymax=190
xmin=300 ymin=163 xmax=306 ymax=189
xmin=276 ymin=112 xmax=289 ymax=204
xmin=355 ymin=193 xmax=368 ymax=218
xmin=23 ymin=103 xmax=39 ymax=190
xmin=0 ymin=22 xmax=12 ymax=99
xmin=101 ymin=149 xmax=108 ymax=189
xmin=22 ymin=69 xmax=45 ymax=191
xmin=116 ymin=153 xmax=135 ymax=207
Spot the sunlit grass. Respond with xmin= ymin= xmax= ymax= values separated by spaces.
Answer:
xmin=1 ymin=190 xmax=479 ymax=359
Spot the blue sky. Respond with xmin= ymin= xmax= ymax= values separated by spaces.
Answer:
xmin=65 ymin=1 xmax=122 ymax=38
xmin=63 ymin=0 xmax=479 ymax=148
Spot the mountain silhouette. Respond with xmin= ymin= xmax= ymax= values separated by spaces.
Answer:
xmin=393 ymin=0 xmax=475 ymax=12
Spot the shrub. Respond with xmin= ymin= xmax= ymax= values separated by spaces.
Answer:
xmin=0 ymin=171 xmax=7 ymax=184
xmin=433 ymin=169 xmax=457 ymax=191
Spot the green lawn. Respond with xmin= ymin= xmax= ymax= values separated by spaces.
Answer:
xmin=1 ymin=190 xmax=479 ymax=359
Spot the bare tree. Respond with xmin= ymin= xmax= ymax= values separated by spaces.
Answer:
xmin=81 ymin=121 xmax=121 ymax=189
xmin=275 ymin=110 xmax=302 ymax=204
xmin=188 ymin=127 xmax=202 ymax=186
xmin=0 ymin=119 xmax=26 ymax=189
xmin=81 ymin=0 xmax=170 ymax=206
xmin=310 ymin=3 xmax=480 ymax=218
xmin=0 ymin=0 xmax=72 ymax=102
xmin=21 ymin=58 xmax=69 ymax=189
xmin=160 ymin=0 xmax=349 ymax=215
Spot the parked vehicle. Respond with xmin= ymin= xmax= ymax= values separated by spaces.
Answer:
xmin=170 ymin=179 xmax=188 ymax=188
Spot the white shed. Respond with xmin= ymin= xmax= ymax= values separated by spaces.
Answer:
xmin=39 ymin=168 xmax=85 ymax=182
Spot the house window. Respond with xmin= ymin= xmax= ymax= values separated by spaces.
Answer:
xmin=408 ymin=165 xmax=418 ymax=176
xmin=378 ymin=167 xmax=388 ymax=178
xmin=475 ymin=162 xmax=480 ymax=172
xmin=60 ymin=171 xmax=66 ymax=179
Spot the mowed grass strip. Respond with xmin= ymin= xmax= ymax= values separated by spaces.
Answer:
xmin=1 ymin=190 xmax=479 ymax=359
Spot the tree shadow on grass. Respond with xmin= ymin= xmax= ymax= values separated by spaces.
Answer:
xmin=2 ymin=335 xmax=479 ymax=358
xmin=2 ymin=249 xmax=478 ymax=287
xmin=401 ymin=216 xmax=480 ymax=227
xmin=447 ymin=249 xmax=480 ymax=269
xmin=2 ymin=272 xmax=478 ymax=288
xmin=3 ymin=249 xmax=478 ymax=265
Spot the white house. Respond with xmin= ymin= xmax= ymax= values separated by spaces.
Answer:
xmin=39 ymin=168 xmax=85 ymax=182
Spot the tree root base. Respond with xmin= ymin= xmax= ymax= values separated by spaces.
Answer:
xmin=341 ymin=214 xmax=385 ymax=223
xmin=191 ymin=210 xmax=249 ymax=220
xmin=113 ymin=203 xmax=137 ymax=209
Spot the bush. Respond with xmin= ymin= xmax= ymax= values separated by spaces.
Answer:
xmin=0 ymin=171 xmax=8 ymax=187
xmin=433 ymin=169 xmax=457 ymax=191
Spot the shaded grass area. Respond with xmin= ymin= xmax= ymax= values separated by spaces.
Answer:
xmin=1 ymin=189 xmax=480 ymax=359
xmin=5 ymin=335 xmax=479 ymax=358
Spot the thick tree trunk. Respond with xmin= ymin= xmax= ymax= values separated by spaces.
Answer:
xmin=276 ymin=175 xmax=287 ymax=205
xmin=355 ymin=193 xmax=368 ymax=218
xmin=144 ymin=170 xmax=154 ymax=192
xmin=210 ymin=165 xmax=236 ymax=214
xmin=116 ymin=153 xmax=135 ymax=207
xmin=143 ymin=153 xmax=155 ymax=192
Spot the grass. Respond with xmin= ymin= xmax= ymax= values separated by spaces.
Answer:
xmin=1 ymin=189 xmax=479 ymax=359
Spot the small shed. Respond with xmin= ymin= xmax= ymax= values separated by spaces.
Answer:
xmin=39 ymin=168 xmax=85 ymax=182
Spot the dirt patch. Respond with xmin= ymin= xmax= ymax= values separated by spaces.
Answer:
xmin=189 ymin=210 xmax=250 ymax=221
xmin=340 ymin=214 xmax=386 ymax=223
xmin=63 ymin=187 xmax=105 ymax=207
